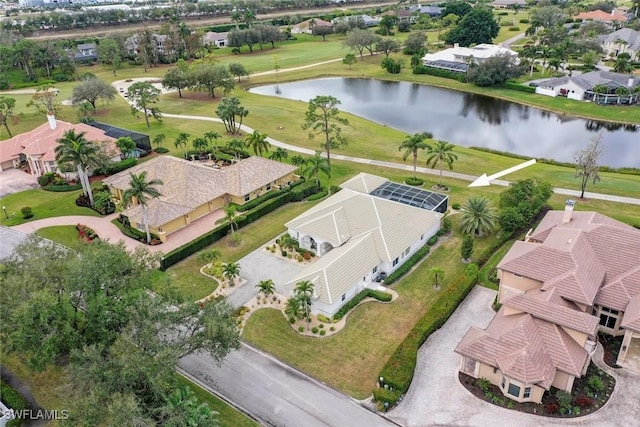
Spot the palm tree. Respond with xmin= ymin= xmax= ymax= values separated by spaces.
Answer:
xmin=244 ymin=130 xmax=271 ymax=157
xmin=122 ymin=171 xmax=164 ymax=244
xmin=294 ymin=280 xmax=314 ymax=322
xmin=429 ymin=266 xmax=445 ymax=290
xmin=613 ymin=53 xmax=633 ymax=74
xmin=174 ymin=132 xmax=190 ymax=159
xmin=152 ymin=133 xmax=166 ymax=151
xmin=224 ymin=204 xmax=237 ymax=234
xmin=279 ymin=234 xmax=298 ymax=252
xmin=284 ymin=296 xmax=302 ymax=320
xmin=199 ymin=248 xmax=221 ymax=265
xmin=204 ymin=131 xmax=221 ymax=158
xmin=398 ymin=132 xmax=432 ymax=178
xmin=55 ymin=129 xmax=101 ymax=207
xmin=222 ymin=262 xmax=241 ymax=286
xmin=425 ymin=140 xmax=458 ymax=186
xmin=547 ymin=57 xmax=564 ymax=74
xmin=459 ymin=196 xmax=497 ymax=237
xmin=256 ymin=279 xmax=276 ymax=297
xmin=592 ymin=84 xmax=609 ymax=104
xmin=290 ymin=154 xmax=307 ymax=172
xmin=192 ymin=137 xmax=209 ymax=156
xmin=301 ymin=151 xmax=331 ymax=186
xmin=226 ymin=139 xmax=245 ymax=162
xmin=269 ymin=147 xmax=289 ymax=162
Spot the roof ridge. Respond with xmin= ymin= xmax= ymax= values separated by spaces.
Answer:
xmin=370 ymin=198 xmax=391 ymax=261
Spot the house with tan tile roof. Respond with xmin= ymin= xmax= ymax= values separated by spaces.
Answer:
xmin=456 ymin=200 xmax=640 ymax=403
xmin=284 ymin=173 xmax=445 ymax=317
xmin=103 ymin=155 xmax=297 ymax=242
xmin=0 ymin=116 xmax=119 ymax=176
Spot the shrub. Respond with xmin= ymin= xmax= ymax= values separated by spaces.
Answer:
xmin=298 ymin=326 xmax=304 ymax=332
xmin=373 ymin=388 xmax=400 ymax=410
xmin=76 ymin=223 xmax=99 ymax=241
xmin=574 ymin=395 xmax=594 ymax=409
xmin=587 ymin=375 xmax=604 ymax=392
xmin=306 ymin=188 xmax=328 ymax=201
xmin=405 ymin=177 xmax=424 ymax=186
xmin=452 ymin=202 xmax=460 ymax=210
xmin=318 ymin=323 xmax=324 ymax=328
xmin=311 ymin=327 xmax=319 ymax=334
xmin=43 ymin=183 xmax=83 ymax=192
xmin=235 ymin=189 xmax=283 ymax=212
xmin=504 ymin=81 xmax=536 ymax=93
xmin=297 ymin=254 xmax=303 ymax=262
xmin=427 ymin=235 xmax=438 ymax=246
xmin=477 ymin=378 xmax=492 ymax=394
xmin=289 ymin=317 xmax=295 ymax=324
xmin=519 ymin=18 xmax=529 ymax=24
xmin=329 ymin=185 xmax=341 ymax=194
xmin=282 ymin=250 xmax=287 ymax=257
xmin=545 ymin=402 xmax=559 ymax=414
xmin=556 ymin=390 xmax=573 ymax=414
xmin=317 ymin=314 xmax=331 ymax=323
xmin=303 ymin=251 xmax=311 ymax=260
xmin=96 ymin=158 xmax=137 ymax=176
xmin=319 ymin=329 xmax=326 ymax=336
xmin=413 ymin=64 xmax=467 ymax=82
xmin=384 ymin=245 xmax=430 ymax=285
xmin=381 ymin=57 xmax=403 ymax=74
xmin=368 ymin=289 xmax=392 ymax=302
xmin=0 ymin=380 xmax=27 ymax=426
xmin=441 ymin=217 xmax=452 ymax=233
xmin=20 ymin=206 xmax=33 ymax=219
xmin=332 ymin=289 xmax=393 ymax=321
xmin=330 ymin=326 xmax=335 ymax=331
xmin=154 ymin=147 xmax=170 ymax=153
xmin=37 ymin=171 xmax=56 ymax=186
xmin=508 ymin=26 xmax=520 ymax=31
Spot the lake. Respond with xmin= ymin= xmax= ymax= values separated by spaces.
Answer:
xmin=249 ymin=77 xmax=640 ymax=168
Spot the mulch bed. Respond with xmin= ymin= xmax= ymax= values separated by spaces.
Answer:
xmin=459 ymin=362 xmax=615 ymax=418
xmin=598 ymin=334 xmax=624 ymax=368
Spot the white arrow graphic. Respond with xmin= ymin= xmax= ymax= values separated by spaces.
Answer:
xmin=468 ymin=159 xmax=537 ymax=187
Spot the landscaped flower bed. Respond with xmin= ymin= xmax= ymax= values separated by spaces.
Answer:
xmin=76 ymin=223 xmax=99 ymax=242
xmin=598 ymin=334 xmax=623 ymax=368
xmin=459 ymin=362 xmax=615 ymax=417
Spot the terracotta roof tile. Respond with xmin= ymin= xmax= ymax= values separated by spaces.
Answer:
xmin=621 ymin=294 xmax=640 ymax=332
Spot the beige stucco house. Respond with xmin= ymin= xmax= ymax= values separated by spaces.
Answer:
xmin=284 ymin=173 xmax=446 ymax=317
xmin=456 ymin=200 xmax=640 ymax=403
xmin=103 ymin=155 xmax=297 ymax=242
xmin=0 ymin=116 xmax=119 ymax=176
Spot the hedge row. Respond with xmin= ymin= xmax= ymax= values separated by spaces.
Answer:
xmin=120 ymin=224 xmax=160 ymax=243
xmin=234 ymin=189 xmax=284 ymax=212
xmin=504 ymin=81 xmax=536 ymax=93
xmin=376 ymin=236 xmax=510 ymax=404
xmin=42 ymin=183 xmax=83 ymax=192
xmin=96 ymin=158 xmax=137 ymax=176
xmin=1 ymin=379 xmax=27 ymax=426
xmin=160 ymin=182 xmax=320 ymax=269
xmin=412 ymin=65 xmax=467 ymax=83
xmin=306 ymin=187 xmax=328 ymax=201
xmin=373 ymin=387 xmax=400 ymax=409
xmin=384 ymin=244 xmax=432 ymax=286
xmin=469 ymin=146 xmax=640 ymax=176
xmin=333 ymin=289 xmax=392 ymax=321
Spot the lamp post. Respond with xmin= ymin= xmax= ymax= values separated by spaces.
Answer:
xmin=2 ymin=206 xmax=8 ymax=220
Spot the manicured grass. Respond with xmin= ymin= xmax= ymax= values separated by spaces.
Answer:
xmin=243 ymin=224 xmax=500 ymax=399
xmin=478 ymin=239 xmax=516 ymax=290
xmin=0 ymin=188 xmax=101 ymax=227
xmin=35 ymin=225 xmax=82 ymax=248
xmin=174 ymin=375 xmax=258 ymax=427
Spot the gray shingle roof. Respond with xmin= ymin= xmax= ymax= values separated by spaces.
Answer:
xmin=602 ymin=28 xmax=640 ymax=50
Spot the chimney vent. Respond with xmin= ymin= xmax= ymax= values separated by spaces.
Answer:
xmin=562 ymin=199 xmax=576 ymax=224
xmin=46 ymin=114 xmax=57 ymax=130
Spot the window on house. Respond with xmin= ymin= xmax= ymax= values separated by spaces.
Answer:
xmin=266 ymin=184 xmax=271 ymax=191
xmin=524 ymin=387 xmax=531 ymax=399
xmin=404 ymin=247 xmax=410 ymax=257
xmin=244 ymin=194 xmax=250 ymax=202
xmin=421 ymin=234 xmax=424 ymax=240
xmin=372 ymin=266 xmax=377 ymax=274
xmin=599 ymin=310 xmax=618 ymax=329
xmin=507 ymin=383 xmax=521 ymax=398
xmin=501 ymin=376 xmax=506 ymax=388
xmin=493 ymin=367 xmax=498 ymax=374
xmin=392 ymin=257 xmax=399 ymax=267
xmin=513 ymin=273 xmax=522 ymax=278
xmin=341 ymin=294 xmax=346 ymax=301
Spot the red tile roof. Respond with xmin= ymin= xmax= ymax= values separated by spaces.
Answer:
xmin=574 ymin=9 xmax=628 ymax=22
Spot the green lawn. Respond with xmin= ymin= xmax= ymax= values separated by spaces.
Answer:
xmin=478 ymin=239 xmax=516 ymax=290
xmin=0 ymin=188 xmax=101 ymax=227
xmin=174 ymin=375 xmax=257 ymax=427
xmin=35 ymin=225 xmax=82 ymax=248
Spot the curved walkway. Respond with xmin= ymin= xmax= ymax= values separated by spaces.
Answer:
xmin=388 ymin=286 xmax=640 ymax=427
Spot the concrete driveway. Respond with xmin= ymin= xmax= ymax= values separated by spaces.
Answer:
xmin=227 ymin=245 xmax=305 ymax=308
xmin=0 ymin=169 xmax=39 ymax=197
xmin=389 ymin=286 xmax=640 ymax=427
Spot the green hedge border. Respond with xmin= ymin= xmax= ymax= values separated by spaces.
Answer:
xmin=376 ymin=236 xmax=510 ymax=407
xmin=42 ymin=183 xmax=83 ymax=192
xmin=333 ymin=289 xmax=393 ymax=321
xmin=1 ymin=379 xmax=27 ymax=427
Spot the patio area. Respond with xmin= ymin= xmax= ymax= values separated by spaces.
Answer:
xmin=618 ymin=337 xmax=640 ymax=375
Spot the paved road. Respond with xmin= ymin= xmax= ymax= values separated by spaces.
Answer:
xmin=178 ymin=344 xmax=396 ymax=427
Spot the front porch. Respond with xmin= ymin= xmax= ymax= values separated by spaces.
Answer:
xmin=617 ymin=330 xmax=640 ymax=374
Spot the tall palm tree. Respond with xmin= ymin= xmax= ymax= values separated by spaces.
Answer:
xmin=192 ymin=137 xmax=208 ymax=156
xmin=591 ymin=84 xmax=609 ymax=104
xmin=428 ymin=266 xmax=445 ymax=290
xmin=459 ymin=196 xmax=497 ymax=237
xmin=152 ymin=133 xmax=166 ymax=150
xmin=204 ymin=131 xmax=221 ymax=157
xmin=294 ymin=280 xmax=314 ymax=323
xmin=256 ymin=279 xmax=276 ymax=297
xmin=547 ymin=57 xmax=564 ymax=74
xmin=269 ymin=147 xmax=289 ymax=162
xmin=398 ymin=132 xmax=432 ymax=178
xmin=244 ymin=130 xmax=271 ymax=157
xmin=226 ymin=139 xmax=245 ymax=162
xmin=174 ymin=132 xmax=190 ymax=159
xmin=425 ymin=140 xmax=458 ymax=186
xmin=222 ymin=262 xmax=241 ymax=286
xmin=55 ymin=129 xmax=101 ymax=207
xmin=284 ymin=296 xmax=302 ymax=320
xmin=301 ymin=151 xmax=331 ymax=186
xmin=122 ymin=171 xmax=163 ymax=244
xmin=290 ymin=154 xmax=307 ymax=173
xmin=613 ymin=53 xmax=633 ymax=74
xmin=224 ymin=204 xmax=237 ymax=234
